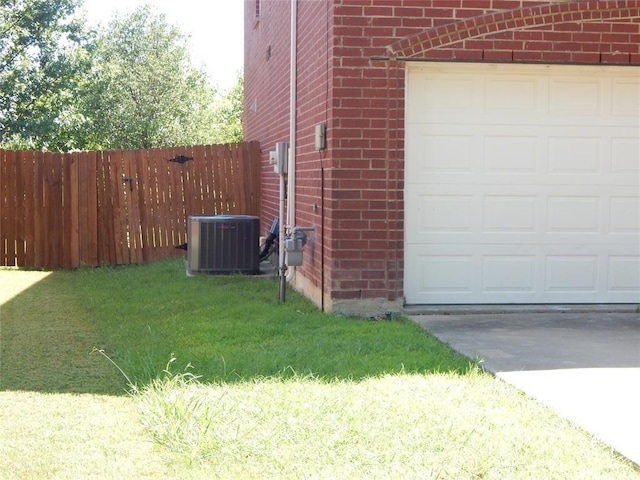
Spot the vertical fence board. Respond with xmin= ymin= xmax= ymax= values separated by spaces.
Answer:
xmin=227 ymin=144 xmax=237 ymax=213
xmin=179 ymin=147 xmax=190 ymax=220
xmin=146 ymin=148 xmax=160 ymax=262
xmin=156 ymin=149 xmax=170 ymax=257
xmin=206 ymin=145 xmax=218 ymax=215
xmin=77 ymin=151 xmax=89 ymax=265
xmin=62 ymin=152 xmax=71 ymax=267
xmin=246 ymin=142 xmax=256 ymax=215
xmin=98 ymin=151 xmax=115 ymax=265
xmin=86 ymin=151 xmax=99 ymax=266
xmin=168 ymin=148 xmax=186 ymax=249
xmin=194 ymin=144 xmax=206 ymax=214
xmin=68 ymin=152 xmax=80 ymax=268
xmin=154 ymin=148 xmax=168 ymax=257
xmin=231 ymin=144 xmax=242 ymax=213
xmin=241 ymin=143 xmax=253 ymax=214
xmin=12 ymin=149 xmax=21 ymax=265
xmin=107 ymin=151 xmax=120 ymax=265
xmin=136 ymin=149 xmax=152 ymax=262
xmin=3 ymin=150 xmax=16 ymax=265
xmin=124 ymin=150 xmax=142 ymax=264
xmin=252 ymin=141 xmax=262 ymax=215
xmin=217 ymin=144 xmax=228 ymax=215
xmin=53 ymin=153 xmax=65 ymax=267
xmin=181 ymin=147 xmax=196 ymax=220
xmin=140 ymin=149 xmax=152 ymax=261
xmin=224 ymin=145 xmax=235 ymax=213
xmin=195 ymin=144 xmax=206 ymax=213
xmin=42 ymin=152 xmax=54 ymax=267
xmin=200 ymin=145 xmax=215 ymax=216
xmin=109 ymin=151 xmax=127 ymax=265
xmin=161 ymin=148 xmax=173 ymax=249
xmin=159 ymin=148 xmax=176 ymax=257
xmin=33 ymin=151 xmax=45 ymax=267
xmin=192 ymin=145 xmax=204 ymax=216
xmin=233 ymin=144 xmax=247 ymax=215
xmin=0 ymin=150 xmax=5 ymax=265
xmin=96 ymin=150 xmax=107 ymax=264
xmin=224 ymin=144 xmax=233 ymax=211
xmin=192 ymin=145 xmax=208 ymax=215
xmin=211 ymin=145 xmax=224 ymax=215
xmin=14 ymin=151 xmax=26 ymax=265
xmin=22 ymin=151 xmax=36 ymax=266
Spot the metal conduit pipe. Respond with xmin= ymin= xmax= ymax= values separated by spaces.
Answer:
xmin=279 ymin=0 xmax=298 ymax=301
xmin=286 ymin=0 xmax=298 ymax=283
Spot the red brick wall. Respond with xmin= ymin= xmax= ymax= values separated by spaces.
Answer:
xmin=294 ymin=0 xmax=333 ymax=307
xmin=245 ymin=0 xmax=640 ymax=313
xmin=244 ymin=0 xmax=291 ymax=225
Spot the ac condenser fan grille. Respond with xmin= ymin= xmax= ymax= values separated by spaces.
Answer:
xmin=187 ymin=215 xmax=260 ymax=275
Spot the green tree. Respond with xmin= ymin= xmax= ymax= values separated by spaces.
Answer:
xmin=79 ymin=5 xmax=217 ymax=150
xmin=0 ymin=0 xmax=90 ymax=150
xmin=211 ymin=73 xmax=243 ymax=143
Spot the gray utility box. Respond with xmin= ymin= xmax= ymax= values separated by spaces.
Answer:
xmin=187 ymin=215 xmax=260 ymax=275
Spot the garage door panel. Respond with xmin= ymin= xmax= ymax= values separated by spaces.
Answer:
xmin=482 ymin=256 xmax=537 ymax=294
xmin=609 ymin=256 xmax=640 ymax=293
xmin=420 ymin=134 xmax=475 ymax=172
xmin=547 ymin=196 xmax=601 ymax=233
xmin=610 ymin=197 xmax=640 ymax=233
xmin=486 ymin=79 xmax=538 ymax=112
xmin=405 ymin=63 xmax=640 ymax=304
xmin=548 ymin=136 xmax=601 ymax=174
xmin=549 ymin=79 xmax=602 ymax=116
xmin=407 ymin=73 xmax=481 ymax=117
xmin=483 ymin=195 xmax=538 ymax=233
xmin=611 ymin=80 xmax=640 ymax=117
xmin=545 ymin=255 xmax=599 ymax=293
xmin=484 ymin=136 xmax=539 ymax=172
xmin=611 ymin=137 xmax=640 ymax=174
xmin=413 ymin=253 xmax=476 ymax=295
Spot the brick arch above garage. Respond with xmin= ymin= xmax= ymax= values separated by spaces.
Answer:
xmin=383 ymin=0 xmax=640 ymax=64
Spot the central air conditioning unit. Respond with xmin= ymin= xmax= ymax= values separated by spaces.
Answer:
xmin=187 ymin=215 xmax=260 ymax=275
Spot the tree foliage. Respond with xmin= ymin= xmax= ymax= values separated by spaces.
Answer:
xmin=0 ymin=0 xmax=90 ymax=150
xmin=211 ymin=73 xmax=243 ymax=144
xmin=79 ymin=6 xmax=219 ymax=150
xmin=0 ymin=2 xmax=243 ymax=151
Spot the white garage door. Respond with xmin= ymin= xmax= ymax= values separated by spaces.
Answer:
xmin=405 ymin=63 xmax=640 ymax=304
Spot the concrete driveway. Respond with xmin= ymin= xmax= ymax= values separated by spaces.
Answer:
xmin=408 ymin=305 xmax=640 ymax=466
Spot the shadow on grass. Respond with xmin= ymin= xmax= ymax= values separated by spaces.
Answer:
xmin=0 ymin=262 xmax=475 ymax=396
xmin=0 ymin=270 xmax=126 ymax=395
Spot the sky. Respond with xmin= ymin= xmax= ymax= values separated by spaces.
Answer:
xmin=78 ymin=0 xmax=244 ymax=91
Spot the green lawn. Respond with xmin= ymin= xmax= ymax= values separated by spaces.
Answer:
xmin=1 ymin=260 xmax=638 ymax=479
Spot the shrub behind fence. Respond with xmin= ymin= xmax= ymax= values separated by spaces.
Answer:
xmin=0 ymin=142 xmax=261 ymax=268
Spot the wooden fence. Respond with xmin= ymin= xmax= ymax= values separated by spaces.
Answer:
xmin=0 ymin=142 xmax=261 ymax=268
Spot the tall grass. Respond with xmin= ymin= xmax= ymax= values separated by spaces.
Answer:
xmin=134 ymin=365 xmax=639 ymax=479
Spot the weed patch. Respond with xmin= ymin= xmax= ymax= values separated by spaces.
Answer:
xmin=135 ymin=366 xmax=640 ymax=479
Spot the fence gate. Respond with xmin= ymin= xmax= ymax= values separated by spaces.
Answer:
xmin=0 ymin=142 xmax=261 ymax=268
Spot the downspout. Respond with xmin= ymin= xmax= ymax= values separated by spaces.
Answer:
xmin=286 ymin=0 xmax=298 ymax=281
